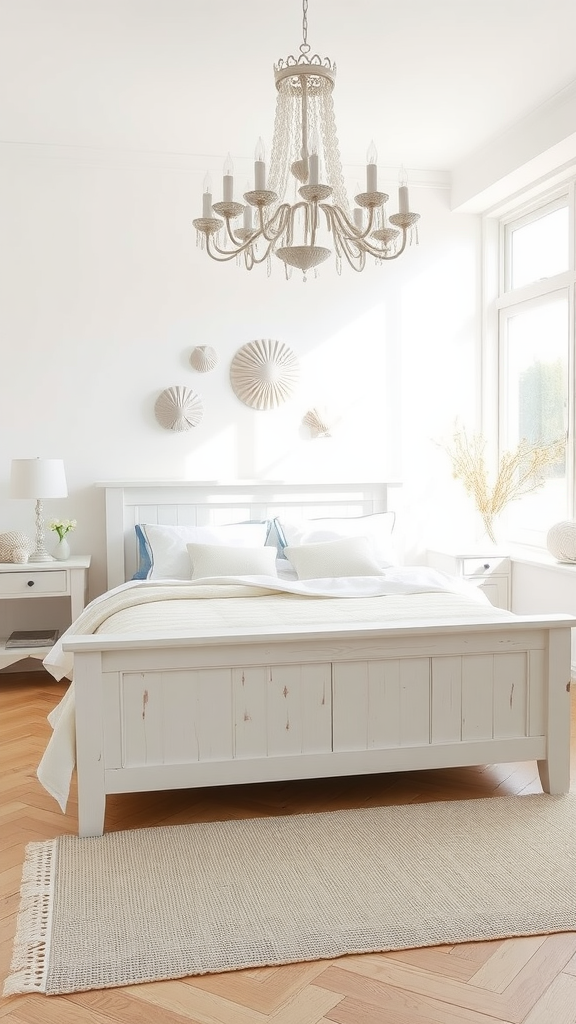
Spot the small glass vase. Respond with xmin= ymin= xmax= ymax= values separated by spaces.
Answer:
xmin=54 ymin=536 xmax=70 ymax=561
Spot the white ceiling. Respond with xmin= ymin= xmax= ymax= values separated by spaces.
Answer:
xmin=2 ymin=0 xmax=576 ymax=174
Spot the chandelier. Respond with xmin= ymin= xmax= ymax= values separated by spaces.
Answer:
xmin=193 ymin=0 xmax=420 ymax=280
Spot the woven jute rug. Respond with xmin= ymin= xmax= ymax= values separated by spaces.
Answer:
xmin=4 ymin=793 xmax=576 ymax=996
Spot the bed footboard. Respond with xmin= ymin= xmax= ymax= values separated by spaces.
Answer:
xmin=69 ymin=619 xmax=573 ymax=837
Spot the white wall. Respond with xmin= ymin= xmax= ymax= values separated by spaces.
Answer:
xmin=0 ymin=145 xmax=481 ymax=607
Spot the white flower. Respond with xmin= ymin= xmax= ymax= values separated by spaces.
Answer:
xmin=49 ymin=518 xmax=77 ymax=541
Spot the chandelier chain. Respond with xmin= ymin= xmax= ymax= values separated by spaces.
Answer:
xmin=300 ymin=0 xmax=310 ymax=55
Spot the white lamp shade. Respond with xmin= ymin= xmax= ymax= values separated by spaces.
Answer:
xmin=10 ymin=458 xmax=68 ymax=499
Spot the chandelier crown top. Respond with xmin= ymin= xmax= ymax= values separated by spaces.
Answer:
xmin=275 ymin=0 xmax=335 ymax=83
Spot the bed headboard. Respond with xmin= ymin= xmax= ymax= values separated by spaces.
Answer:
xmin=97 ymin=480 xmax=402 ymax=590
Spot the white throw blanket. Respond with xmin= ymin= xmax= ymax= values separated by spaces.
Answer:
xmin=38 ymin=569 xmax=513 ymax=812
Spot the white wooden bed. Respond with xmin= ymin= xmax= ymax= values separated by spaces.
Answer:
xmin=55 ymin=481 xmax=574 ymax=837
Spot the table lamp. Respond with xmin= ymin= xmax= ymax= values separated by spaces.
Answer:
xmin=10 ymin=458 xmax=68 ymax=562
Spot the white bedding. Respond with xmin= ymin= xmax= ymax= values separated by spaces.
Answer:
xmin=38 ymin=568 xmax=515 ymax=812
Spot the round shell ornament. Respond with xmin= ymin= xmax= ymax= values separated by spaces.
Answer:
xmin=546 ymin=520 xmax=576 ymax=562
xmin=154 ymin=386 xmax=203 ymax=432
xmin=230 ymin=338 xmax=299 ymax=410
xmin=190 ymin=345 xmax=218 ymax=373
xmin=0 ymin=531 xmax=34 ymax=563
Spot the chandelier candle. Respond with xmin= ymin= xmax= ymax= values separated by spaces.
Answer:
xmin=366 ymin=142 xmax=378 ymax=192
xmin=398 ymin=166 xmax=409 ymax=215
xmin=193 ymin=0 xmax=420 ymax=278
xmin=202 ymin=174 xmax=213 ymax=218
xmin=223 ymin=155 xmax=234 ymax=203
xmin=254 ymin=138 xmax=266 ymax=190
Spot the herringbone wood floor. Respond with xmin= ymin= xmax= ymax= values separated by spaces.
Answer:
xmin=1 ymin=671 xmax=576 ymax=1024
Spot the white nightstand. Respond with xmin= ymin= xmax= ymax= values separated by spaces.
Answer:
xmin=427 ymin=548 xmax=511 ymax=609
xmin=0 ymin=555 xmax=91 ymax=670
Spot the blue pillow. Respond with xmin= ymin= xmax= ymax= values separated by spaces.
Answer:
xmin=133 ymin=524 xmax=152 ymax=579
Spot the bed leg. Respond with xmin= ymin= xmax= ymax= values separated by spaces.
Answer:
xmin=74 ymin=651 xmax=107 ymax=837
xmin=537 ymin=629 xmax=572 ymax=795
xmin=78 ymin=793 xmax=106 ymax=838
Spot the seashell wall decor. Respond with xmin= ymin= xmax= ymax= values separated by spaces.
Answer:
xmin=303 ymin=407 xmax=332 ymax=438
xmin=154 ymin=385 xmax=204 ymax=432
xmin=190 ymin=345 xmax=218 ymax=373
xmin=230 ymin=338 xmax=300 ymax=410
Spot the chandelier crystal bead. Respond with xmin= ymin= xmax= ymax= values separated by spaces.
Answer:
xmin=193 ymin=0 xmax=420 ymax=278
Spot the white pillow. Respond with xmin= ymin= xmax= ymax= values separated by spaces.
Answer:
xmin=138 ymin=522 xmax=268 ymax=580
xmin=187 ymin=542 xmax=278 ymax=580
xmin=279 ymin=512 xmax=396 ymax=566
xmin=284 ymin=536 xmax=386 ymax=580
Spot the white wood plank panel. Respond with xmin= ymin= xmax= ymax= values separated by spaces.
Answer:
xmin=332 ymin=661 xmax=369 ymax=751
xmin=193 ymin=668 xmax=234 ymax=761
xmin=528 ymin=648 xmax=546 ymax=735
xmin=493 ymin=652 xmax=527 ymax=738
xmin=265 ymin=663 xmax=332 ymax=755
xmin=121 ymin=671 xmax=165 ymax=767
xmin=155 ymin=670 xmax=196 ymax=762
xmin=265 ymin=663 xmax=303 ymax=756
xmin=400 ymin=658 xmax=430 ymax=745
xmin=102 ymin=673 xmax=122 ymax=768
xmin=461 ymin=655 xmax=494 ymax=741
xmin=431 ymin=656 xmax=463 ymax=743
xmin=232 ymin=665 xmax=269 ymax=759
xmin=368 ymin=659 xmax=401 ymax=749
xmin=430 ymin=655 xmax=461 ymax=745
xmin=301 ymin=663 xmax=332 ymax=753
xmin=160 ymin=668 xmax=233 ymax=763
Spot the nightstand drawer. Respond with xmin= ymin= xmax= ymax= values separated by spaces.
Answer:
xmin=461 ymin=556 xmax=510 ymax=578
xmin=0 ymin=570 xmax=68 ymax=596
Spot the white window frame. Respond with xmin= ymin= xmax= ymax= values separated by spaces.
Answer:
xmin=483 ymin=178 xmax=576 ymax=549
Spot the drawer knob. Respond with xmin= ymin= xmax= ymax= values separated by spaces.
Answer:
xmin=27 ymin=580 xmax=35 ymax=587
xmin=483 ymin=563 xmax=490 ymax=570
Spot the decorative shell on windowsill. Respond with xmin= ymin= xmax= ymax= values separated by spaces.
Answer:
xmin=190 ymin=345 xmax=218 ymax=373
xmin=154 ymin=386 xmax=204 ymax=432
xmin=230 ymin=339 xmax=300 ymax=410
xmin=0 ymin=531 xmax=34 ymax=563
xmin=546 ymin=520 xmax=576 ymax=562
xmin=303 ymin=407 xmax=332 ymax=438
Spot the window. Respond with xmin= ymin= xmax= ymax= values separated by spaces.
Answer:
xmin=499 ymin=292 xmax=568 ymax=539
xmin=492 ymin=186 xmax=574 ymax=546
xmin=506 ymin=201 xmax=569 ymax=291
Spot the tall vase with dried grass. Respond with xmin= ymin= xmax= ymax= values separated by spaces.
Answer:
xmin=440 ymin=428 xmax=565 ymax=545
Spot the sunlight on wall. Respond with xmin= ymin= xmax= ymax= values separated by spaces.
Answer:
xmin=184 ymin=303 xmax=394 ymax=484
xmin=256 ymin=304 xmax=390 ymax=481
xmin=399 ymin=244 xmax=479 ymax=555
xmin=183 ymin=423 xmax=242 ymax=481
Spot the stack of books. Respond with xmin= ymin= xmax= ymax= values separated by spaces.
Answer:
xmin=5 ymin=629 xmax=59 ymax=649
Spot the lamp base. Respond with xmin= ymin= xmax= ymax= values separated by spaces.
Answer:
xmin=28 ymin=549 xmax=55 ymax=563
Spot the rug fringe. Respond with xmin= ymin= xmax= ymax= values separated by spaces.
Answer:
xmin=3 ymin=839 xmax=57 ymax=995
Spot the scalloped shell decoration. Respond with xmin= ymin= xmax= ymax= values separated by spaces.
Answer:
xmin=303 ymin=407 xmax=332 ymax=438
xmin=154 ymin=386 xmax=204 ymax=432
xmin=190 ymin=345 xmax=218 ymax=373
xmin=230 ymin=339 xmax=300 ymax=410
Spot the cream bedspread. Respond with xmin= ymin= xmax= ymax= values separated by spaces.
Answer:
xmin=38 ymin=569 xmax=515 ymax=812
